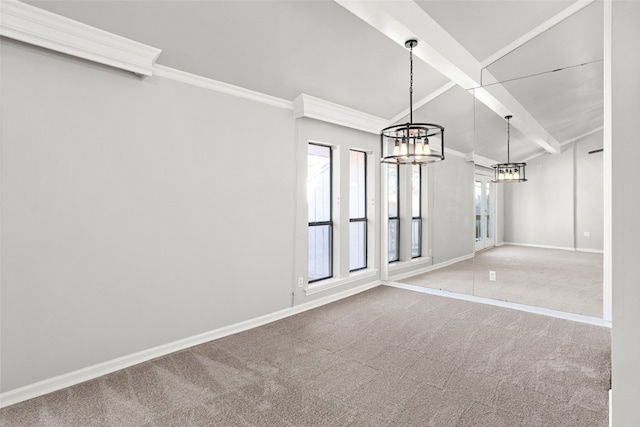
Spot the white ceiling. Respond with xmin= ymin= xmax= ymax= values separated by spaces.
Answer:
xmin=25 ymin=0 xmax=604 ymax=162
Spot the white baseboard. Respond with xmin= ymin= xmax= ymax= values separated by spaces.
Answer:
xmin=389 ymin=253 xmax=474 ymax=282
xmin=576 ymin=247 xmax=604 ymax=254
xmin=503 ymin=242 xmax=576 ymax=251
xmin=503 ymin=242 xmax=604 ymax=254
xmin=609 ymin=388 xmax=612 ymax=427
xmin=384 ymin=281 xmax=611 ymax=328
xmin=0 ymin=281 xmax=381 ymax=409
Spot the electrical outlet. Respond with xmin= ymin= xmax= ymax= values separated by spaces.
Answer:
xmin=297 ymin=277 xmax=304 ymax=288
xmin=584 ymin=231 xmax=590 ymax=237
xmin=489 ymin=271 xmax=496 ymax=281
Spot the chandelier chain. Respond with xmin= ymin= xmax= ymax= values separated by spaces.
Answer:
xmin=507 ymin=115 xmax=511 ymax=163
xmin=409 ymin=43 xmax=413 ymax=123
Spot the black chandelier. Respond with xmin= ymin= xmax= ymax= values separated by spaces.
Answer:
xmin=380 ymin=39 xmax=444 ymax=165
xmin=492 ymin=115 xmax=527 ymax=183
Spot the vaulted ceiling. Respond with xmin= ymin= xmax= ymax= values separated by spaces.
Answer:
xmin=25 ymin=0 xmax=604 ymax=163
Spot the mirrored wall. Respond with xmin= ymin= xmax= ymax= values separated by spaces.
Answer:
xmin=395 ymin=0 xmax=605 ymax=319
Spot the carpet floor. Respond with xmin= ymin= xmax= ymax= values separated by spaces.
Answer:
xmin=402 ymin=245 xmax=603 ymax=317
xmin=1 ymin=286 xmax=611 ymax=426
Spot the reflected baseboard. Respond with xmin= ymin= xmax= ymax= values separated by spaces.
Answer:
xmin=383 ymin=281 xmax=611 ymax=328
xmin=388 ymin=253 xmax=473 ymax=282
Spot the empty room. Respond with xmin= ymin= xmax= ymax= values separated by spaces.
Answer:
xmin=1 ymin=1 xmax=639 ymax=426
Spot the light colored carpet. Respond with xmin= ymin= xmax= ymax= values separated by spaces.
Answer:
xmin=1 ymin=286 xmax=610 ymax=426
xmin=403 ymin=245 xmax=603 ymax=317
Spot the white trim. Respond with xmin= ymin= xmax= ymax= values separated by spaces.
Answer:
xmin=0 ymin=280 xmax=381 ymax=409
xmin=480 ymin=0 xmax=596 ymax=68
xmin=445 ymin=147 xmax=466 ymax=158
xmin=602 ymin=0 xmax=612 ymax=323
xmin=609 ymin=388 xmax=612 ymax=427
xmin=389 ymin=81 xmax=457 ymax=124
xmin=384 ymin=282 xmax=612 ymax=328
xmin=465 ymin=151 xmax=499 ymax=168
xmin=576 ymin=247 xmax=604 ymax=254
xmin=425 ymin=145 xmax=464 ymax=159
xmin=503 ymin=242 xmax=577 ymax=252
xmin=521 ymin=150 xmax=550 ymax=163
xmin=389 ymin=253 xmax=473 ymax=282
xmin=293 ymin=94 xmax=389 ymax=135
xmin=560 ymin=126 xmax=604 ymax=147
xmin=305 ymin=269 xmax=379 ymax=296
xmin=504 ymin=242 xmax=604 ymax=254
xmin=522 ymin=126 xmax=605 ymax=163
xmin=154 ymin=65 xmax=293 ymax=110
xmin=0 ymin=0 xmax=161 ymax=76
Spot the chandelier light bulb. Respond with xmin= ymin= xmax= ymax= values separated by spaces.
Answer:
xmin=400 ymin=141 xmax=408 ymax=156
xmin=392 ymin=139 xmax=400 ymax=156
xmin=415 ymin=140 xmax=424 ymax=156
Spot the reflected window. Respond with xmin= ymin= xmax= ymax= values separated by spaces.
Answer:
xmin=389 ymin=164 xmax=400 ymax=262
xmin=485 ymin=181 xmax=492 ymax=239
xmin=475 ymin=181 xmax=482 ymax=242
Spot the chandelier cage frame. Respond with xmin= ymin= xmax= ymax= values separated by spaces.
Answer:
xmin=380 ymin=38 xmax=445 ymax=166
xmin=491 ymin=115 xmax=528 ymax=183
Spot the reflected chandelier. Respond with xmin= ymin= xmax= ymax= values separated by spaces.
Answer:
xmin=492 ymin=115 xmax=527 ymax=183
xmin=380 ymin=39 xmax=445 ymax=165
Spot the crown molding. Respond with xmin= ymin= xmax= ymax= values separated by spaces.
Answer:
xmin=293 ymin=93 xmax=389 ymax=135
xmin=154 ymin=65 xmax=294 ymax=110
xmin=0 ymin=0 xmax=161 ymax=76
xmin=464 ymin=151 xmax=498 ymax=167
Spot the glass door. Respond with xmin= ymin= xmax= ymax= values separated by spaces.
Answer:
xmin=475 ymin=173 xmax=495 ymax=252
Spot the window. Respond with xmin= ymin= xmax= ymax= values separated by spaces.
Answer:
xmin=349 ymin=150 xmax=367 ymax=271
xmin=412 ymin=165 xmax=422 ymax=258
xmin=308 ymin=143 xmax=332 ymax=282
xmin=388 ymin=164 xmax=400 ymax=263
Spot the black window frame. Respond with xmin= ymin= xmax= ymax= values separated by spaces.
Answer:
xmin=308 ymin=143 xmax=333 ymax=283
xmin=349 ymin=150 xmax=368 ymax=272
xmin=412 ymin=165 xmax=422 ymax=259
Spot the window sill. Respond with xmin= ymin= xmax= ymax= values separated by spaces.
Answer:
xmin=305 ymin=269 xmax=379 ymax=296
xmin=389 ymin=257 xmax=433 ymax=271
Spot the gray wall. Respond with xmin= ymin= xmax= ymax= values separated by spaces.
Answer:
xmin=611 ymin=1 xmax=640 ymax=424
xmin=503 ymin=145 xmax=575 ymax=249
xmin=430 ymin=155 xmax=475 ymax=264
xmin=1 ymin=39 xmax=298 ymax=392
xmin=575 ymin=132 xmax=604 ymax=251
xmin=503 ymin=132 xmax=603 ymax=251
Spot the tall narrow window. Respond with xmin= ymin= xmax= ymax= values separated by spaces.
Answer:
xmin=349 ymin=150 xmax=367 ymax=271
xmin=411 ymin=165 xmax=422 ymax=258
xmin=388 ymin=164 xmax=400 ymax=263
xmin=308 ymin=143 xmax=332 ymax=282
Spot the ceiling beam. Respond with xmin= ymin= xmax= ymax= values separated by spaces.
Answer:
xmin=389 ymin=81 xmax=456 ymax=124
xmin=336 ymin=0 xmax=561 ymax=154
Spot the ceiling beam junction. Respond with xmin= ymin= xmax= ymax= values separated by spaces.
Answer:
xmin=336 ymin=0 xmax=565 ymax=154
